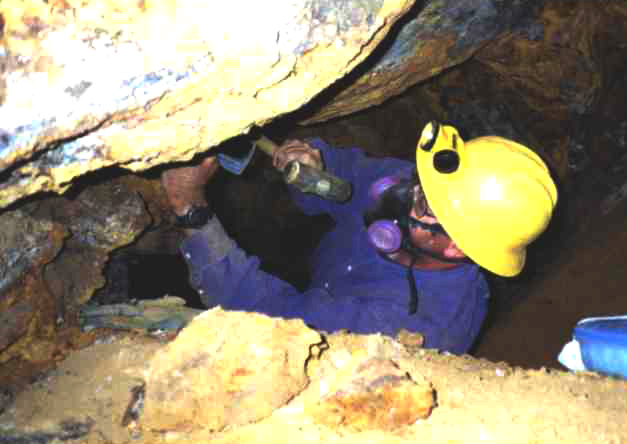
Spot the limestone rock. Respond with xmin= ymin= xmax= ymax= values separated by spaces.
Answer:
xmin=142 ymin=308 xmax=321 ymax=433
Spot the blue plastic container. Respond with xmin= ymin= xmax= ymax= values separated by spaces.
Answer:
xmin=574 ymin=316 xmax=627 ymax=380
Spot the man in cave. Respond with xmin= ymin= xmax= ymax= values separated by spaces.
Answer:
xmin=161 ymin=121 xmax=558 ymax=354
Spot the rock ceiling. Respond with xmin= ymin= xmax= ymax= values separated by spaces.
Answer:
xmin=0 ymin=0 xmax=569 ymax=209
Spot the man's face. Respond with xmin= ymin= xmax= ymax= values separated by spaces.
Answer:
xmin=407 ymin=185 xmax=459 ymax=259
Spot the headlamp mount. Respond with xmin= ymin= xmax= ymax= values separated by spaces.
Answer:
xmin=419 ymin=120 xmax=461 ymax=174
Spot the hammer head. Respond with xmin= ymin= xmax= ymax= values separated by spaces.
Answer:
xmin=216 ymin=141 xmax=257 ymax=175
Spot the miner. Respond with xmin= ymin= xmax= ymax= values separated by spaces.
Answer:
xmin=161 ymin=121 xmax=557 ymax=354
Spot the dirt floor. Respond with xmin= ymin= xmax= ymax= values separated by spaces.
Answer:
xmin=0 ymin=327 xmax=626 ymax=444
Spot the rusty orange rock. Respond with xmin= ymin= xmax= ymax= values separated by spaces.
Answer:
xmin=309 ymin=358 xmax=434 ymax=431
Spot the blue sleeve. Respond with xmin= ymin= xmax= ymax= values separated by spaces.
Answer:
xmin=183 ymin=245 xmax=376 ymax=331
xmin=180 ymin=231 xmax=352 ymax=327
xmin=289 ymin=138 xmax=412 ymax=221
xmin=181 ymin=231 xmax=407 ymax=333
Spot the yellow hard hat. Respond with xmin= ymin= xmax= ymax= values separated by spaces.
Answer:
xmin=415 ymin=121 xmax=558 ymax=277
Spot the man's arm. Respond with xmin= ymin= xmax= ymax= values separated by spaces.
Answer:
xmin=280 ymin=138 xmax=414 ymax=220
xmin=182 ymin=241 xmax=488 ymax=355
xmin=178 ymin=231 xmax=376 ymax=332
xmin=159 ymin=146 xmax=314 ymax=313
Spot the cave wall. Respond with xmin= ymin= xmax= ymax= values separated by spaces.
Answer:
xmin=1 ymin=0 xmax=627 ymax=378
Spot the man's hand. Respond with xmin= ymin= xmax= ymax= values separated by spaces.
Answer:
xmin=272 ymin=139 xmax=323 ymax=172
xmin=161 ymin=157 xmax=220 ymax=216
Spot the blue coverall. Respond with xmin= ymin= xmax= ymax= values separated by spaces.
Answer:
xmin=180 ymin=139 xmax=489 ymax=354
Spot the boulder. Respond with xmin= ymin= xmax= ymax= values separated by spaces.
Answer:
xmin=142 ymin=307 xmax=321 ymax=432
